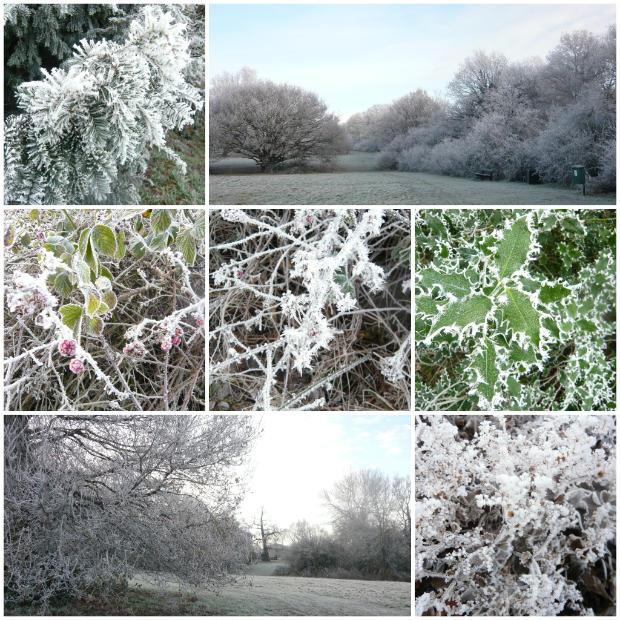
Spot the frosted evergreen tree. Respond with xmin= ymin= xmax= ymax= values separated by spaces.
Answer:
xmin=4 ymin=5 xmax=204 ymax=205
xmin=4 ymin=4 xmax=134 ymax=114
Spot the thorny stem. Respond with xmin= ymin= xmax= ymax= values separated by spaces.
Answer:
xmin=99 ymin=337 xmax=143 ymax=411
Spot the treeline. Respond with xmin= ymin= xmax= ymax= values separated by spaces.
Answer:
xmin=348 ymin=25 xmax=615 ymax=190
xmin=275 ymin=470 xmax=411 ymax=582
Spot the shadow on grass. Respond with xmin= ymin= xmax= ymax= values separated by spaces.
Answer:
xmin=5 ymin=588 xmax=217 ymax=616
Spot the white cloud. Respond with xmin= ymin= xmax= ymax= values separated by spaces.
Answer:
xmin=376 ymin=424 xmax=411 ymax=455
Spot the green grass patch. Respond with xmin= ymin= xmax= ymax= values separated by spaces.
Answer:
xmin=140 ymin=120 xmax=205 ymax=205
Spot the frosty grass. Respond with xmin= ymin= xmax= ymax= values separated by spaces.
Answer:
xmin=209 ymin=152 xmax=615 ymax=205
xmin=129 ymin=572 xmax=411 ymax=616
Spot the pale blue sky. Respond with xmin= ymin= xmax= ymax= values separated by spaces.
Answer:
xmin=210 ymin=3 xmax=616 ymax=120
xmin=238 ymin=414 xmax=411 ymax=532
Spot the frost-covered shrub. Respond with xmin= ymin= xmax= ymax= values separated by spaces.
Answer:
xmin=352 ymin=138 xmax=383 ymax=152
xmin=415 ymin=209 xmax=615 ymax=411
xmin=210 ymin=209 xmax=411 ymax=411
xmin=4 ymin=208 xmax=205 ymax=411
xmin=415 ymin=414 xmax=616 ymax=616
xmin=589 ymin=139 xmax=616 ymax=193
xmin=532 ymin=88 xmax=615 ymax=186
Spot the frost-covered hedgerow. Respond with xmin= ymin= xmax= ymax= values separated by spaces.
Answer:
xmin=4 ymin=208 xmax=205 ymax=411
xmin=415 ymin=209 xmax=616 ymax=411
xmin=415 ymin=414 xmax=616 ymax=616
xmin=210 ymin=209 xmax=411 ymax=411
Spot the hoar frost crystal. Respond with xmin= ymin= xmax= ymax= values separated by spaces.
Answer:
xmin=416 ymin=415 xmax=616 ymax=616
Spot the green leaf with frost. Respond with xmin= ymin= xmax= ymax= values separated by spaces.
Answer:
xmin=500 ymin=288 xmax=541 ymax=349
xmin=95 ymin=276 xmax=112 ymax=291
xmin=86 ymin=316 xmax=104 ymax=337
xmin=54 ymin=272 xmax=72 ymax=297
xmin=496 ymin=217 xmax=531 ymax=281
xmin=562 ymin=217 xmax=584 ymax=235
xmin=509 ymin=342 xmax=537 ymax=366
xmin=424 ymin=214 xmax=447 ymax=239
xmin=95 ymin=301 xmax=110 ymax=315
xmin=60 ymin=304 xmax=83 ymax=338
xmin=151 ymin=209 xmax=172 ymax=233
xmin=470 ymin=336 xmax=499 ymax=404
xmin=193 ymin=211 xmax=206 ymax=239
xmin=78 ymin=229 xmax=91 ymax=257
xmin=576 ymin=319 xmax=597 ymax=332
xmin=416 ymin=296 xmax=444 ymax=317
xmin=417 ymin=269 xmax=472 ymax=299
xmin=176 ymin=228 xmax=196 ymax=265
xmin=75 ymin=260 xmax=90 ymax=285
xmin=100 ymin=265 xmax=113 ymax=281
xmin=91 ymin=224 xmax=117 ymax=257
xmin=427 ymin=295 xmax=493 ymax=342
xmin=334 ymin=267 xmax=354 ymax=296
xmin=102 ymin=290 xmax=117 ymax=311
xmin=115 ymin=230 xmax=126 ymax=261
xmin=85 ymin=286 xmax=101 ymax=318
xmin=540 ymin=283 xmax=572 ymax=304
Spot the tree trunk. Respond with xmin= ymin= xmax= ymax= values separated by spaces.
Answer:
xmin=260 ymin=511 xmax=270 ymax=561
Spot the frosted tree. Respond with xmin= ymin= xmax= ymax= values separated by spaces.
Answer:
xmin=4 ymin=6 xmax=204 ymax=205
xmin=209 ymin=70 xmax=348 ymax=171
xmin=4 ymin=4 xmax=130 ymax=114
xmin=5 ymin=415 xmax=260 ymax=607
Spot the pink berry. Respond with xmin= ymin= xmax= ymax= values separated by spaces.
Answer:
xmin=196 ymin=318 xmax=205 ymax=326
xmin=69 ymin=359 xmax=84 ymax=373
xmin=123 ymin=346 xmax=133 ymax=354
xmin=59 ymin=339 xmax=77 ymax=357
xmin=175 ymin=327 xmax=184 ymax=337
xmin=161 ymin=340 xmax=172 ymax=352
xmin=236 ymin=270 xmax=243 ymax=278
xmin=171 ymin=337 xmax=181 ymax=346
xmin=306 ymin=215 xmax=313 ymax=223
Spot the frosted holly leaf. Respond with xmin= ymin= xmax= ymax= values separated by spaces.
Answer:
xmin=417 ymin=268 xmax=472 ymax=299
xmin=424 ymin=294 xmax=493 ymax=345
xmin=494 ymin=216 xmax=533 ymax=281
xmin=415 ymin=296 xmax=445 ymax=318
xmin=470 ymin=336 xmax=500 ymax=406
xmin=499 ymin=287 xmax=541 ymax=349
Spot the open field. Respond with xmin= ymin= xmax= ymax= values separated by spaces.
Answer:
xmin=209 ymin=152 xmax=616 ymax=205
xmin=245 ymin=560 xmax=288 ymax=576
xmin=129 ymin=572 xmax=411 ymax=616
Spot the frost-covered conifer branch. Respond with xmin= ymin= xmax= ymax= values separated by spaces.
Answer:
xmin=5 ymin=6 xmax=204 ymax=205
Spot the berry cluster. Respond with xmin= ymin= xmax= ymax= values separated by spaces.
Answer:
xmin=69 ymin=359 xmax=85 ymax=373
xmin=123 ymin=341 xmax=146 ymax=356
xmin=58 ymin=339 xmax=77 ymax=357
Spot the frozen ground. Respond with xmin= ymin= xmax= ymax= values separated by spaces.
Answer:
xmin=209 ymin=152 xmax=615 ymax=205
xmin=129 ymin=572 xmax=411 ymax=616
